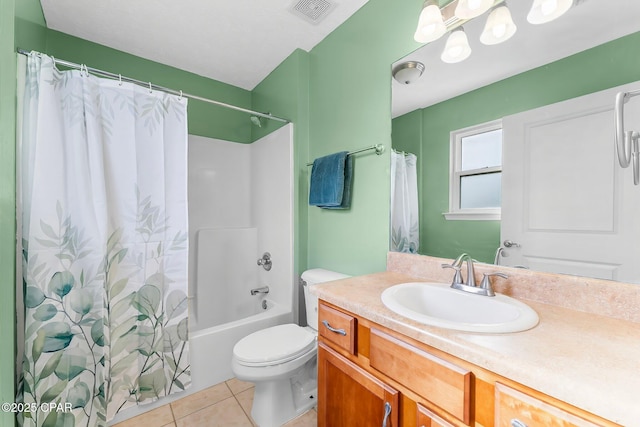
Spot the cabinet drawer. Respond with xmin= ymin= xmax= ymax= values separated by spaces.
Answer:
xmin=417 ymin=404 xmax=455 ymax=427
xmin=370 ymin=328 xmax=471 ymax=424
xmin=318 ymin=303 xmax=356 ymax=354
xmin=495 ymin=383 xmax=603 ymax=427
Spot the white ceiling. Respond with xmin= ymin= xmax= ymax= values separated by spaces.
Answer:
xmin=40 ymin=0 xmax=370 ymax=90
xmin=392 ymin=0 xmax=640 ymax=117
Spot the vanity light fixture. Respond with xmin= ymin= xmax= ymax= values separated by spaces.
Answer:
xmin=480 ymin=4 xmax=517 ymax=45
xmin=411 ymin=0 xmax=576 ymax=65
xmin=441 ymin=28 xmax=472 ymax=63
xmin=527 ymin=0 xmax=573 ymax=24
xmin=455 ymin=0 xmax=494 ymax=20
xmin=414 ymin=0 xmax=447 ymax=43
xmin=393 ymin=61 xmax=426 ymax=85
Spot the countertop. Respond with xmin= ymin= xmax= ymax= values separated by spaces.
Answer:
xmin=311 ymin=271 xmax=640 ymax=427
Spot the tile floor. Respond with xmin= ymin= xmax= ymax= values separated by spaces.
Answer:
xmin=112 ymin=378 xmax=317 ymax=427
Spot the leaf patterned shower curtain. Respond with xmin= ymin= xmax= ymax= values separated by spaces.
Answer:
xmin=19 ymin=53 xmax=190 ymax=426
xmin=390 ymin=150 xmax=419 ymax=253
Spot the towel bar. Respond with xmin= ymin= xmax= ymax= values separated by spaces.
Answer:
xmin=306 ymin=144 xmax=385 ymax=166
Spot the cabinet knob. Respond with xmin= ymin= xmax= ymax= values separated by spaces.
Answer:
xmin=382 ymin=402 xmax=392 ymax=427
xmin=510 ymin=419 xmax=528 ymax=427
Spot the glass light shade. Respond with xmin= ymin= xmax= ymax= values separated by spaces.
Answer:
xmin=455 ymin=0 xmax=494 ymax=19
xmin=441 ymin=28 xmax=472 ymax=63
xmin=480 ymin=5 xmax=517 ymax=45
xmin=414 ymin=1 xmax=447 ymax=43
xmin=527 ymin=0 xmax=573 ymax=24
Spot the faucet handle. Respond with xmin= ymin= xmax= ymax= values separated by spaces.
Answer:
xmin=442 ymin=263 xmax=463 ymax=286
xmin=480 ymin=272 xmax=508 ymax=297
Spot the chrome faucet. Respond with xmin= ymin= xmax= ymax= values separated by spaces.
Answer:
xmin=456 ymin=253 xmax=477 ymax=286
xmin=250 ymin=286 xmax=270 ymax=296
xmin=442 ymin=253 xmax=507 ymax=297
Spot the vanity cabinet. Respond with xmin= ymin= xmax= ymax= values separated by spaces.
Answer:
xmin=317 ymin=300 xmax=619 ymax=427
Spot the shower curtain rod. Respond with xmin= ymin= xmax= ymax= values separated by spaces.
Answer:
xmin=17 ymin=48 xmax=290 ymax=124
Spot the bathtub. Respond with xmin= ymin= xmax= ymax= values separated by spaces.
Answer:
xmin=189 ymin=298 xmax=292 ymax=392
xmin=109 ymin=299 xmax=291 ymax=425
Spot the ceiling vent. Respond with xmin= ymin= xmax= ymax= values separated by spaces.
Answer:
xmin=289 ymin=0 xmax=336 ymax=24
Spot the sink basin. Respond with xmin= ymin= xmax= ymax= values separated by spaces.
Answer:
xmin=381 ymin=282 xmax=539 ymax=333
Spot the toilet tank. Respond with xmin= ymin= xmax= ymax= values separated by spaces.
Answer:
xmin=301 ymin=268 xmax=350 ymax=331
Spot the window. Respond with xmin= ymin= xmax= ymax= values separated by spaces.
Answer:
xmin=445 ymin=120 xmax=502 ymax=220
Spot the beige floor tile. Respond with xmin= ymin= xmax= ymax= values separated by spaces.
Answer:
xmin=175 ymin=396 xmax=252 ymax=427
xmin=161 ymin=423 xmax=177 ymax=427
xmin=226 ymin=377 xmax=254 ymax=395
xmin=234 ymin=387 xmax=254 ymax=417
xmin=283 ymin=409 xmax=317 ymax=427
xmin=171 ymin=382 xmax=233 ymax=419
xmin=112 ymin=405 xmax=174 ymax=427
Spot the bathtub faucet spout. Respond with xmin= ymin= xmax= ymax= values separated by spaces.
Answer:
xmin=250 ymin=286 xmax=270 ymax=296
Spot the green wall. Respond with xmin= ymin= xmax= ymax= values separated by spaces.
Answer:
xmin=1 ymin=0 xmax=16 ymax=424
xmin=393 ymin=31 xmax=640 ymax=263
xmin=250 ymin=0 xmax=426 ymax=277
xmin=304 ymin=0 xmax=420 ymax=275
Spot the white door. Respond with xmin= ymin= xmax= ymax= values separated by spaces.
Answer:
xmin=501 ymin=81 xmax=640 ymax=283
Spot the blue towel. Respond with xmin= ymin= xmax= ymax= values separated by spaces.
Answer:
xmin=322 ymin=155 xmax=353 ymax=210
xmin=309 ymin=151 xmax=349 ymax=208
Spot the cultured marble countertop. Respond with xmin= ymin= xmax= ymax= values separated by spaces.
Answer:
xmin=311 ymin=271 xmax=640 ymax=427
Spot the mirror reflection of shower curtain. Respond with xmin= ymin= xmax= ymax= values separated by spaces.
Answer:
xmin=18 ymin=53 xmax=190 ymax=426
xmin=390 ymin=150 xmax=419 ymax=253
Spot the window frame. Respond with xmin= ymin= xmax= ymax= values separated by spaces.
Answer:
xmin=444 ymin=119 xmax=502 ymax=221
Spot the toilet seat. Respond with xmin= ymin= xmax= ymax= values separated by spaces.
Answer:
xmin=233 ymin=324 xmax=316 ymax=367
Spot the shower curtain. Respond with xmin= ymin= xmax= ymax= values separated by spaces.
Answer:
xmin=19 ymin=54 xmax=190 ymax=426
xmin=390 ymin=150 xmax=419 ymax=253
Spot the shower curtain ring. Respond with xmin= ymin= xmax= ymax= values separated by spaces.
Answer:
xmin=179 ymin=90 xmax=183 ymax=100
xmin=118 ymin=74 xmax=122 ymax=86
xmin=148 ymin=82 xmax=153 ymax=93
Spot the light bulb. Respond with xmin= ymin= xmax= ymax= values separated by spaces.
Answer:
xmin=448 ymin=46 xmax=464 ymax=58
xmin=468 ymin=0 xmax=482 ymax=10
xmin=492 ymin=23 xmax=506 ymax=38
xmin=541 ymin=0 xmax=558 ymax=16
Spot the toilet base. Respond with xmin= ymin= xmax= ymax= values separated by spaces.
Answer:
xmin=234 ymin=353 xmax=317 ymax=427
xmin=251 ymin=379 xmax=316 ymax=427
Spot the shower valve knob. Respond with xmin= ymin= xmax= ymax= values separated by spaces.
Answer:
xmin=257 ymin=252 xmax=272 ymax=271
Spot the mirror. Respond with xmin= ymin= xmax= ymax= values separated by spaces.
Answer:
xmin=390 ymin=0 xmax=640 ymax=282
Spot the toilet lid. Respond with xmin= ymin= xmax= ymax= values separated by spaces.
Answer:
xmin=233 ymin=324 xmax=316 ymax=367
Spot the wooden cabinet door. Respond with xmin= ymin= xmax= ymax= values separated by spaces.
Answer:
xmin=318 ymin=341 xmax=399 ymax=427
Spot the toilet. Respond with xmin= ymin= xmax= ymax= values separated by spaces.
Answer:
xmin=231 ymin=268 xmax=349 ymax=427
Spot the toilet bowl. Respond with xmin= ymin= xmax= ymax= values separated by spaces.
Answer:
xmin=231 ymin=269 xmax=349 ymax=427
